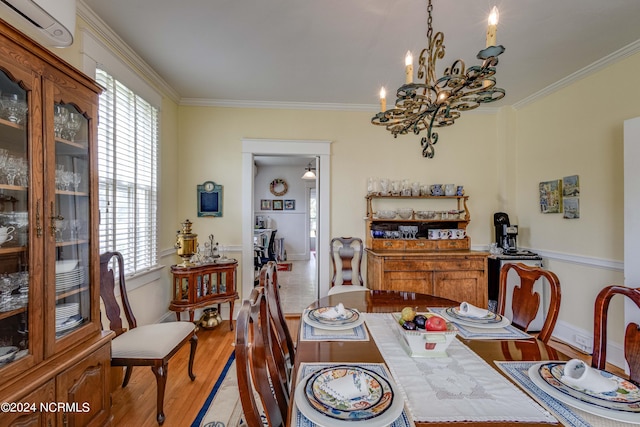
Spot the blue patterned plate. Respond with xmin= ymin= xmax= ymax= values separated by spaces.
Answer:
xmin=304 ymin=365 xmax=393 ymax=421
xmin=308 ymin=306 xmax=360 ymax=326
xmin=538 ymin=362 xmax=640 ymax=412
xmin=444 ymin=306 xmax=502 ymax=324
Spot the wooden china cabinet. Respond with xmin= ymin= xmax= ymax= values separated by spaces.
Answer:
xmin=0 ymin=19 xmax=113 ymax=426
xmin=365 ymin=194 xmax=489 ymax=307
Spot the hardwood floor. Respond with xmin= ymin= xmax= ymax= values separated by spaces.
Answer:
xmin=110 ymin=316 xmax=617 ymax=427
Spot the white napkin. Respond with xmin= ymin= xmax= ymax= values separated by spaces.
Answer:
xmin=561 ymin=359 xmax=618 ymax=393
xmin=459 ymin=301 xmax=490 ymax=318
xmin=319 ymin=303 xmax=346 ymax=319
xmin=320 ymin=371 xmax=369 ymax=400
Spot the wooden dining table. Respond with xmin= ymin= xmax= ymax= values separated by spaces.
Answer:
xmin=290 ymin=289 xmax=569 ymax=427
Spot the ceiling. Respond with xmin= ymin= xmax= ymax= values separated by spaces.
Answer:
xmin=81 ymin=0 xmax=640 ymax=109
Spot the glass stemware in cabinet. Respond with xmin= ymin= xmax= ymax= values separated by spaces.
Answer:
xmin=53 ymin=105 xmax=69 ymax=138
xmin=63 ymin=112 xmax=82 ymax=140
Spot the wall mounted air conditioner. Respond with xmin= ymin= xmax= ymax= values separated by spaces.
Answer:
xmin=0 ymin=0 xmax=76 ymax=47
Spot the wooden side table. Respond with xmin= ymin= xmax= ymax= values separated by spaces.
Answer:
xmin=169 ymin=260 xmax=239 ymax=330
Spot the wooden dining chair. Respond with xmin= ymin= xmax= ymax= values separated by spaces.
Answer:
xmin=497 ymin=262 xmax=561 ymax=343
xmin=260 ymin=261 xmax=295 ymax=382
xmin=99 ymin=251 xmax=198 ymax=425
xmin=236 ymin=286 xmax=288 ymax=427
xmin=328 ymin=236 xmax=368 ymax=295
xmin=592 ymin=285 xmax=640 ymax=385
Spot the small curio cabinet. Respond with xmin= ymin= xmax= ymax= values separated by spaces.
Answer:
xmin=170 ymin=261 xmax=239 ymax=330
xmin=0 ymin=19 xmax=113 ymax=426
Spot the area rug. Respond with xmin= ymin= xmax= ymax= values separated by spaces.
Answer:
xmin=277 ymin=262 xmax=292 ymax=272
xmin=191 ymin=351 xmax=249 ymax=427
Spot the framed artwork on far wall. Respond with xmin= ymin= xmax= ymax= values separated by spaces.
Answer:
xmin=539 ymin=179 xmax=562 ymax=214
xmin=284 ymin=199 xmax=295 ymax=210
xmin=272 ymin=199 xmax=283 ymax=210
xmin=260 ymin=199 xmax=272 ymax=210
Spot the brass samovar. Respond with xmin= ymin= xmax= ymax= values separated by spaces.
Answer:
xmin=175 ymin=219 xmax=198 ymax=267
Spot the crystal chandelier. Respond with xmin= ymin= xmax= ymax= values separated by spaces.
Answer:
xmin=371 ymin=0 xmax=505 ymax=158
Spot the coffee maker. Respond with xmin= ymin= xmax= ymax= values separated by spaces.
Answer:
xmin=493 ymin=212 xmax=518 ymax=253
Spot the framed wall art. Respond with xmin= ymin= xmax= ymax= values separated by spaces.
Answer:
xmin=284 ymin=199 xmax=295 ymax=210
xmin=272 ymin=199 xmax=283 ymax=210
xmin=197 ymin=181 xmax=223 ymax=217
xmin=563 ymin=175 xmax=580 ymax=219
xmin=260 ymin=199 xmax=272 ymax=210
xmin=539 ymin=179 xmax=562 ymax=214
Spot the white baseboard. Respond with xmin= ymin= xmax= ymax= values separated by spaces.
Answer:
xmin=552 ymin=320 xmax=626 ymax=371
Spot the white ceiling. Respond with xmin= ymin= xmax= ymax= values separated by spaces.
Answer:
xmin=81 ymin=0 xmax=640 ymax=109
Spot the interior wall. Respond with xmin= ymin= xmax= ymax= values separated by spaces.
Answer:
xmin=254 ymin=164 xmax=313 ymax=260
xmin=513 ymin=51 xmax=640 ymax=353
xmin=177 ymin=106 xmax=502 ymax=258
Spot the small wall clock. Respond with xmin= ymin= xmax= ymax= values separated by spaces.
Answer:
xmin=269 ymin=178 xmax=288 ymax=196
xmin=197 ymin=181 xmax=223 ymax=217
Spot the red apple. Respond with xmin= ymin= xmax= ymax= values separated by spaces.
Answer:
xmin=424 ymin=315 xmax=448 ymax=331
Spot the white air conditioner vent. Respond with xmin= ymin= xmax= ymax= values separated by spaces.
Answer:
xmin=0 ymin=0 xmax=76 ymax=47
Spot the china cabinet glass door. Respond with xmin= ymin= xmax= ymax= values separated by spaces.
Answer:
xmin=51 ymin=101 xmax=91 ymax=342
xmin=0 ymin=69 xmax=36 ymax=374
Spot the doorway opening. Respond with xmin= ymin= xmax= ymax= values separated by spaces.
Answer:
xmin=241 ymin=139 xmax=332 ymax=314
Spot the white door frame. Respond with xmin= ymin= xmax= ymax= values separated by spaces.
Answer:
xmin=241 ymin=139 xmax=332 ymax=303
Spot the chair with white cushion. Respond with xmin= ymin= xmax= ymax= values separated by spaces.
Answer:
xmin=328 ymin=237 xmax=368 ymax=295
xmin=100 ymin=251 xmax=198 ymax=425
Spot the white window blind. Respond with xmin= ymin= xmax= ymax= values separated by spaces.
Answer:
xmin=96 ymin=68 xmax=159 ymax=276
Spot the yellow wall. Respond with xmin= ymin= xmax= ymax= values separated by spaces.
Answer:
xmin=512 ymin=53 xmax=640 ymax=343
xmin=177 ymin=107 xmax=501 ymax=247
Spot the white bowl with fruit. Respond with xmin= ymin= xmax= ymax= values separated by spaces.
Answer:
xmin=394 ymin=307 xmax=457 ymax=358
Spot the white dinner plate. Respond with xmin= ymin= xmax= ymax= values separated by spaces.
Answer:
xmin=303 ymin=310 xmax=365 ymax=331
xmin=528 ymin=362 xmax=640 ymax=424
xmin=308 ymin=307 xmax=360 ymax=326
xmin=295 ymin=369 xmax=405 ymax=427
xmin=440 ymin=310 xmax=511 ymax=329
xmin=444 ymin=306 xmax=503 ymax=324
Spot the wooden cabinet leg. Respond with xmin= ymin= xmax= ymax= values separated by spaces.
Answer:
xmin=175 ymin=311 xmax=181 ymax=321
xmin=229 ymin=301 xmax=234 ymax=330
xmin=188 ymin=310 xmax=195 ymax=322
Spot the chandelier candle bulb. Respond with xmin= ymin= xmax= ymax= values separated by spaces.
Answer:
xmin=405 ymin=51 xmax=413 ymax=84
xmin=486 ymin=6 xmax=499 ymax=47
xmin=379 ymin=87 xmax=386 ymax=112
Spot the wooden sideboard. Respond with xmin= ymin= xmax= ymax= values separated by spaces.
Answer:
xmin=366 ymin=249 xmax=489 ymax=307
xmin=169 ymin=261 xmax=239 ymax=329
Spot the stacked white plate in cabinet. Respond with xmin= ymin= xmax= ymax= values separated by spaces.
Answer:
xmin=55 ymin=302 xmax=79 ymax=322
xmin=55 ymin=302 xmax=82 ymax=335
xmin=55 ymin=267 xmax=84 ymax=293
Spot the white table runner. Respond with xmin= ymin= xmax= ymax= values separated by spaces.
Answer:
xmin=364 ymin=313 xmax=558 ymax=423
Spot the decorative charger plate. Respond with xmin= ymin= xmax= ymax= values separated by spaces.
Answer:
xmin=445 ymin=306 xmax=503 ymax=324
xmin=308 ymin=306 xmax=360 ymax=326
xmin=305 ymin=365 xmax=391 ymax=421
xmin=441 ymin=308 xmax=511 ymax=329
xmin=294 ymin=367 xmax=405 ymax=427
xmin=529 ymin=362 xmax=640 ymax=423
xmin=303 ymin=309 xmax=365 ymax=331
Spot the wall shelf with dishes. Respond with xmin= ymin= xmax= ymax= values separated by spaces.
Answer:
xmin=364 ymin=194 xmax=471 ymax=251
